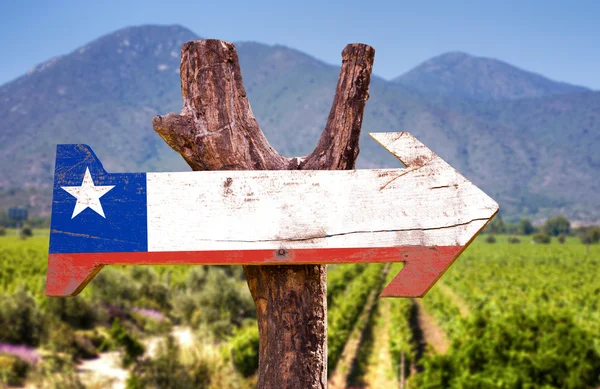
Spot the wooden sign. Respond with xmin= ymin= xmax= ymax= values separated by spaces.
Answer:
xmin=46 ymin=132 xmax=498 ymax=297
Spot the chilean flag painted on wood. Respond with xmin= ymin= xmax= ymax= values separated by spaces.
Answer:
xmin=47 ymin=132 xmax=498 ymax=298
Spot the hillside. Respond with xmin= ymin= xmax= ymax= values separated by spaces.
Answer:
xmin=0 ymin=25 xmax=598 ymax=221
xmin=393 ymin=51 xmax=589 ymax=101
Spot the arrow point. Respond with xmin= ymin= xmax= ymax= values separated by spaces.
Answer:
xmin=379 ymin=246 xmax=464 ymax=298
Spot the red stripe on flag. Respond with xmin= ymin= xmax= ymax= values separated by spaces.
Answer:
xmin=46 ymin=246 xmax=464 ymax=297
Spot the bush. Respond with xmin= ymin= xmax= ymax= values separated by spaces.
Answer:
xmin=518 ymin=218 xmax=535 ymax=235
xmin=578 ymin=226 xmax=600 ymax=245
xmin=127 ymin=335 xmax=193 ymax=389
xmin=485 ymin=215 xmax=505 ymax=234
xmin=0 ymin=290 xmax=43 ymax=346
xmin=230 ymin=325 xmax=259 ymax=378
xmin=507 ymin=236 xmax=521 ymax=244
xmin=532 ymin=233 xmax=551 ymax=244
xmin=20 ymin=226 xmax=33 ymax=239
xmin=412 ymin=308 xmax=600 ymax=388
xmin=0 ymin=227 xmax=6 ymax=236
xmin=0 ymin=353 xmax=30 ymax=386
xmin=543 ymin=215 xmax=570 ymax=237
xmin=109 ymin=319 xmax=145 ymax=368
xmin=26 ymin=352 xmax=86 ymax=389
xmin=485 ymin=235 xmax=497 ymax=244
xmin=557 ymin=234 xmax=566 ymax=244
xmin=177 ymin=268 xmax=256 ymax=340
xmin=91 ymin=269 xmax=138 ymax=309
xmin=45 ymin=296 xmax=99 ymax=329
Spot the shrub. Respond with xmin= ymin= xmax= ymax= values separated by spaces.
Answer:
xmin=127 ymin=335 xmax=193 ymax=389
xmin=412 ymin=308 xmax=600 ymax=388
xmin=0 ymin=227 xmax=6 ymax=236
xmin=578 ymin=226 xmax=600 ymax=245
xmin=542 ymin=215 xmax=570 ymax=236
xmin=485 ymin=215 xmax=505 ymax=234
xmin=532 ymin=233 xmax=551 ymax=244
xmin=557 ymin=234 xmax=566 ymax=244
xmin=109 ymin=319 xmax=145 ymax=368
xmin=20 ymin=226 xmax=33 ymax=239
xmin=507 ymin=236 xmax=521 ymax=244
xmin=131 ymin=308 xmax=171 ymax=335
xmin=230 ymin=325 xmax=259 ymax=378
xmin=518 ymin=218 xmax=535 ymax=235
xmin=485 ymin=235 xmax=497 ymax=244
xmin=0 ymin=290 xmax=43 ymax=346
xmin=185 ymin=268 xmax=256 ymax=339
xmin=90 ymin=269 xmax=138 ymax=309
xmin=42 ymin=320 xmax=97 ymax=361
xmin=26 ymin=352 xmax=86 ymax=389
xmin=0 ymin=353 xmax=30 ymax=386
xmin=45 ymin=296 xmax=99 ymax=329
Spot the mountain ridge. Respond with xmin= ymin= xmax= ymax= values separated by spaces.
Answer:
xmin=393 ymin=51 xmax=590 ymax=101
xmin=0 ymin=24 xmax=598 ymax=222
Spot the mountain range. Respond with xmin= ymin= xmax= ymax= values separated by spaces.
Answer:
xmin=0 ymin=25 xmax=598 ymax=222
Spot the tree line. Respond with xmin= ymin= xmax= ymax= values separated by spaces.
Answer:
xmin=484 ymin=214 xmax=600 ymax=244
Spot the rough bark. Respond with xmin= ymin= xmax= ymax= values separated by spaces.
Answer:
xmin=153 ymin=39 xmax=374 ymax=389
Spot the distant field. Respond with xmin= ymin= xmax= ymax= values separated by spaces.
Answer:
xmin=1 ymin=231 xmax=599 ymax=387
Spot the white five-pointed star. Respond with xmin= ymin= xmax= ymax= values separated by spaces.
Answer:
xmin=61 ymin=168 xmax=115 ymax=219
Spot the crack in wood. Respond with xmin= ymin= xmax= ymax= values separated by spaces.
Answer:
xmin=379 ymin=164 xmax=427 ymax=190
xmin=204 ymin=218 xmax=491 ymax=243
xmin=51 ymin=230 xmax=137 ymax=244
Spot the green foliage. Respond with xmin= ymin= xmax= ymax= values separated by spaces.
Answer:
xmin=0 ymin=289 xmax=43 ymax=346
xmin=328 ymin=264 xmax=384 ymax=373
xmin=327 ymin=264 xmax=368 ymax=308
xmin=388 ymin=288 xmax=415 ymax=383
xmin=577 ymin=226 xmax=600 ymax=245
xmin=532 ymin=232 xmax=551 ymax=244
xmin=422 ymin=238 xmax=600 ymax=388
xmin=485 ymin=235 xmax=497 ymax=244
xmin=0 ymin=235 xmax=48 ymax=294
xmin=172 ymin=267 xmax=255 ymax=339
xmin=19 ymin=226 xmax=33 ymax=239
xmin=27 ymin=352 xmax=86 ymax=389
xmin=127 ymin=335 xmax=193 ymax=389
xmin=109 ymin=318 xmax=145 ymax=368
xmin=0 ymin=227 xmax=5 ymax=236
xmin=558 ymin=233 xmax=566 ymax=244
xmin=414 ymin=307 xmax=600 ymax=388
xmin=485 ymin=215 xmax=505 ymax=234
xmin=230 ymin=325 xmax=259 ymax=377
xmin=507 ymin=236 xmax=521 ymax=244
xmin=518 ymin=218 xmax=535 ymax=235
xmin=44 ymin=296 xmax=99 ymax=329
xmin=543 ymin=215 xmax=571 ymax=236
xmin=0 ymin=353 xmax=30 ymax=386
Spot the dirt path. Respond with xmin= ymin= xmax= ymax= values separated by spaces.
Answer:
xmin=414 ymin=300 xmax=449 ymax=355
xmin=328 ymin=264 xmax=390 ymax=389
xmin=362 ymin=298 xmax=398 ymax=389
xmin=77 ymin=325 xmax=194 ymax=389
xmin=77 ymin=350 xmax=128 ymax=389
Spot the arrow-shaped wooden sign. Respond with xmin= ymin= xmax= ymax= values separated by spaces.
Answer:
xmin=46 ymin=132 xmax=498 ymax=297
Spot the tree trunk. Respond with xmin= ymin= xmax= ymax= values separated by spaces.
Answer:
xmin=153 ymin=39 xmax=374 ymax=388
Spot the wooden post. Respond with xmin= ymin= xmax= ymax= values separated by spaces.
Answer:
xmin=153 ymin=40 xmax=374 ymax=388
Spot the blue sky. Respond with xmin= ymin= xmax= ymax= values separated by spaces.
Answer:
xmin=1 ymin=0 xmax=599 ymax=89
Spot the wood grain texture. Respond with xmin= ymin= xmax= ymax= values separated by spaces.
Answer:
xmin=45 ymin=132 xmax=497 ymax=298
xmin=145 ymin=133 xmax=497 ymax=251
xmin=152 ymin=39 xmax=375 ymax=389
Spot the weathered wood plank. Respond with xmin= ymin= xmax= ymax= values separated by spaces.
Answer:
xmin=47 ymin=132 xmax=498 ymax=298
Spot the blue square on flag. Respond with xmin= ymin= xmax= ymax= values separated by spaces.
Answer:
xmin=49 ymin=144 xmax=148 ymax=254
